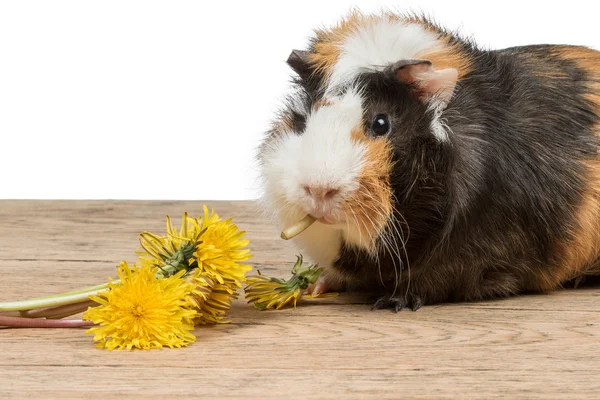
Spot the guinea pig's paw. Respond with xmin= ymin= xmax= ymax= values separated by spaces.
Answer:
xmin=371 ymin=294 xmax=422 ymax=313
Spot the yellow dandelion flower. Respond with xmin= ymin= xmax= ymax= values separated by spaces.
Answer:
xmin=83 ymin=262 xmax=198 ymax=350
xmin=185 ymin=268 xmax=214 ymax=305
xmin=137 ymin=208 xmax=252 ymax=290
xmin=245 ymin=273 xmax=303 ymax=310
xmin=199 ymin=283 xmax=239 ymax=324
xmin=137 ymin=212 xmax=203 ymax=274
xmin=245 ymin=255 xmax=336 ymax=310
xmin=194 ymin=206 xmax=252 ymax=290
xmin=181 ymin=269 xmax=223 ymax=323
xmin=136 ymin=209 xmax=252 ymax=324
xmin=182 ymin=268 xmax=240 ymax=324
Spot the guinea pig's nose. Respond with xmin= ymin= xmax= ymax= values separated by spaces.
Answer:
xmin=303 ymin=185 xmax=340 ymax=201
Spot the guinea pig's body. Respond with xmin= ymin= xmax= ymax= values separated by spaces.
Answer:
xmin=259 ymin=11 xmax=600 ymax=310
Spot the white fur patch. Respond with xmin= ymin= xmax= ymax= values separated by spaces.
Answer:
xmin=326 ymin=21 xmax=439 ymax=94
xmin=260 ymin=88 xmax=367 ymax=269
xmin=428 ymin=101 xmax=450 ymax=141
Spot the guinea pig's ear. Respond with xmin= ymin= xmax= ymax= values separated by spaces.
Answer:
xmin=391 ymin=59 xmax=458 ymax=107
xmin=287 ymin=50 xmax=312 ymax=79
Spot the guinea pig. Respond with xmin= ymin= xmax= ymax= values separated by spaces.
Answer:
xmin=258 ymin=10 xmax=600 ymax=311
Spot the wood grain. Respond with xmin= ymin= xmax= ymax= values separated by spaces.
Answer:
xmin=0 ymin=200 xmax=599 ymax=399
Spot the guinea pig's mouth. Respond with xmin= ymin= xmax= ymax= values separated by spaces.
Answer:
xmin=315 ymin=215 xmax=337 ymax=225
xmin=306 ymin=207 xmax=341 ymax=225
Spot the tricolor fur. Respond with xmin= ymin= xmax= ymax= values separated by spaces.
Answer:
xmin=258 ymin=11 xmax=600 ymax=307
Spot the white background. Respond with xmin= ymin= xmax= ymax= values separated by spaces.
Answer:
xmin=1 ymin=0 xmax=598 ymax=200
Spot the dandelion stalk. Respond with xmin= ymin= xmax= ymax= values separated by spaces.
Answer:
xmin=0 ymin=280 xmax=114 ymax=315
xmin=21 ymin=300 xmax=96 ymax=319
xmin=28 ymin=282 xmax=113 ymax=300
xmin=0 ymin=315 xmax=93 ymax=328
xmin=0 ymin=289 xmax=105 ymax=312
xmin=281 ymin=215 xmax=316 ymax=240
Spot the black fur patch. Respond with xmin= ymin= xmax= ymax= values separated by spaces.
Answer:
xmin=337 ymin=43 xmax=599 ymax=305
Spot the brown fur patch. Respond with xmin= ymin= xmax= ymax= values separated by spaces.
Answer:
xmin=546 ymin=159 xmax=600 ymax=290
xmin=542 ymin=46 xmax=600 ymax=288
xmin=261 ymin=111 xmax=296 ymax=152
xmin=414 ymin=40 xmax=472 ymax=79
xmin=556 ymin=46 xmax=600 ymax=109
xmin=309 ymin=11 xmax=472 ymax=84
xmin=309 ymin=11 xmax=376 ymax=81
xmin=312 ymin=98 xmax=333 ymax=112
xmin=343 ymin=127 xmax=394 ymax=251
xmin=271 ymin=111 xmax=295 ymax=137
xmin=277 ymin=112 xmax=295 ymax=132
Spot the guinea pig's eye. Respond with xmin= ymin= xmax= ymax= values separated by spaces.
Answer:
xmin=371 ymin=114 xmax=391 ymax=136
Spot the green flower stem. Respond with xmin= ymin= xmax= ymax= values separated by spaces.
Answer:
xmin=0 ymin=289 xmax=105 ymax=312
xmin=47 ymin=308 xmax=91 ymax=320
xmin=0 ymin=300 xmax=95 ymax=319
xmin=21 ymin=300 xmax=96 ymax=319
xmin=0 ymin=315 xmax=94 ymax=328
xmin=28 ymin=282 xmax=114 ymax=301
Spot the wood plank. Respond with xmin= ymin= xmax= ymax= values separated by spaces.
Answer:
xmin=1 ymin=200 xmax=599 ymax=399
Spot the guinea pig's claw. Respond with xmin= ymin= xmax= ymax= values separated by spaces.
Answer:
xmin=411 ymin=296 xmax=423 ymax=311
xmin=371 ymin=295 xmax=422 ymax=312
xmin=391 ymin=298 xmax=405 ymax=313
xmin=371 ymin=296 xmax=393 ymax=311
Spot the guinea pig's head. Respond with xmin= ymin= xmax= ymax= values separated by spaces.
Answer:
xmin=258 ymin=14 xmax=464 ymax=268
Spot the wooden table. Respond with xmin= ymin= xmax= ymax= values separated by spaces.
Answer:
xmin=0 ymin=200 xmax=599 ymax=399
